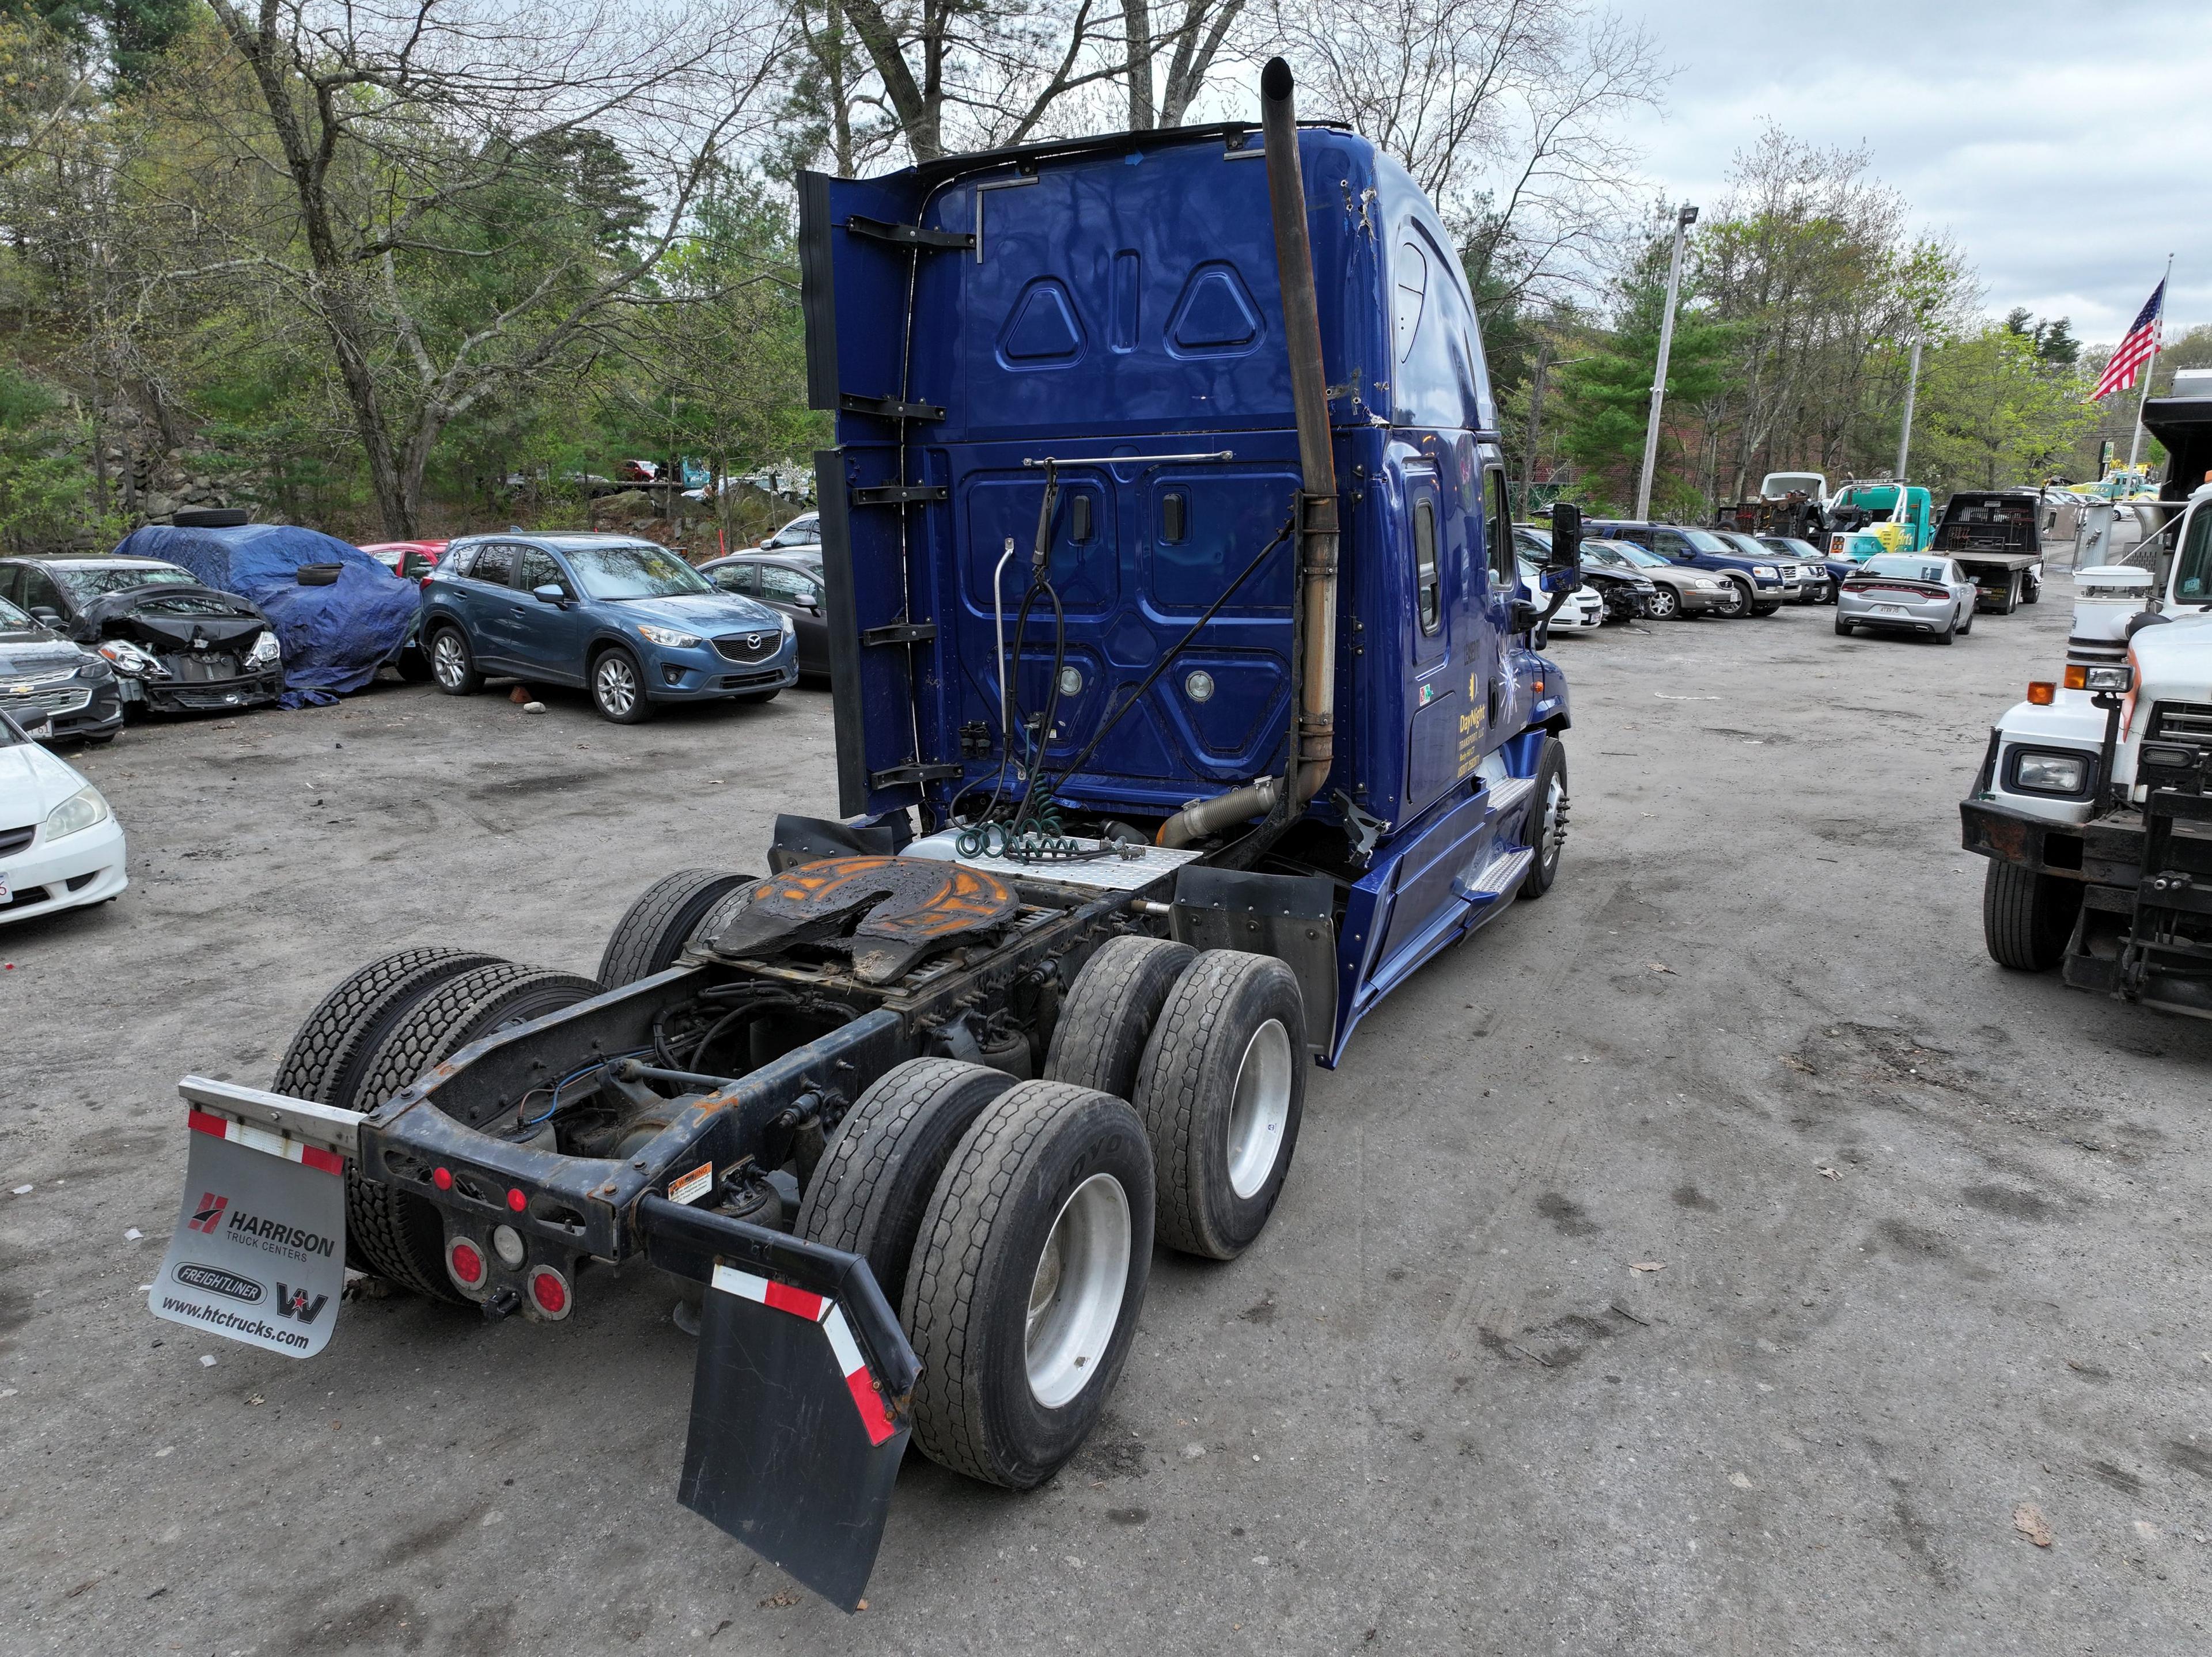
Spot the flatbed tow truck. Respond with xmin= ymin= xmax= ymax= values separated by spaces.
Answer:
xmin=147 ymin=65 xmax=1582 ymax=1608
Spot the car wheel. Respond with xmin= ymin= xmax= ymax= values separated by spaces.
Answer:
xmin=1710 ymin=579 xmax=1749 ymax=619
xmin=394 ymin=645 xmax=435 ymax=684
xmin=428 ymin=624 xmax=479 ymax=696
xmin=1749 ymin=601 xmax=1783 ymax=617
xmin=1516 ymin=735 xmax=1568 ymax=900
xmin=904 ymin=1080 xmax=1154 ymax=1488
xmin=1835 ymin=616 xmax=1854 ymax=636
xmin=1645 ymin=586 xmax=1679 ymax=620
xmin=1960 ymin=608 xmax=1974 ymax=635
xmin=1132 ymin=950 xmax=1306 ymax=1260
xmin=590 ymin=647 xmax=653 ymax=723
xmin=1937 ymin=617 xmax=1956 ymax=645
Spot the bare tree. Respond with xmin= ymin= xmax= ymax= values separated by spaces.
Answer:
xmin=178 ymin=0 xmax=783 ymax=536
xmin=1119 ymin=0 xmax=1247 ymax=130
xmin=1275 ymin=0 xmax=1663 ymax=311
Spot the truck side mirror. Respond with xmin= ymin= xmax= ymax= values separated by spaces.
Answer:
xmin=1540 ymin=502 xmax=1583 ymax=593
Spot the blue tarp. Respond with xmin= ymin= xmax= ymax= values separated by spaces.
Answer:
xmin=111 ymin=524 xmax=419 ymax=704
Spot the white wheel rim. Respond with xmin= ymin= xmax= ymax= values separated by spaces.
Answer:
xmin=597 ymin=657 xmax=636 ymax=716
xmin=433 ymin=633 xmax=465 ymax=685
xmin=1225 ymin=1018 xmax=1293 ymax=1199
xmin=1539 ymin=775 xmax=1566 ymax=874
xmin=1025 ymin=1173 xmax=1130 ymax=1409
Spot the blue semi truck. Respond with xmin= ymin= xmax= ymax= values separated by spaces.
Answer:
xmin=149 ymin=63 xmax=1581 ymax=1608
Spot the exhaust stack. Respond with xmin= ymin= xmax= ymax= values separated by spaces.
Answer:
xmin=1159 ymin=58 xmax=1340 ymax=848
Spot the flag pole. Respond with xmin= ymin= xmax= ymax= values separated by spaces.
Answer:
xmin=2126 ymin=252 xmax=2175 ymax=471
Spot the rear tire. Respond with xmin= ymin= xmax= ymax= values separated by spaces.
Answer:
xmin=903 ymin=1080 xmax=1154 ymax=1488
xmin=1132 ymin=951 xmax=1306 ymax=1260
xmin=599 ymin=868 xmax=756 ymax=987
xmin=1937 ymin=617 xmax=1956 ymax=645
xmin=428 ymin=624 xmax=479 ymax=696
xmin=796 ymin=1059 xmax=1016 ymax=1314
xmin=343 ymin=962 xmax=602 ymax=1302
xmin=1644 ymin=585 xmax=1679 ymax=621
xmin=1834 ymin=617 xmax=1854 ymax=636
xmin=1043 ymin=935 xmax=1196 ymax=1101
xmin=1983 ymin=861 xmax=2081 ymax=972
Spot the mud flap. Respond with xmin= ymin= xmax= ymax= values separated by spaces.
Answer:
xmin=149 ymin=1079 xmax=361 ymax=1358
xmin=639 ymin=1195 xmax=918 ymax=1612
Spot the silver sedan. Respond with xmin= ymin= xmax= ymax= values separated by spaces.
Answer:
xmin=1834 ymin=553 xmax=1977 ymax=644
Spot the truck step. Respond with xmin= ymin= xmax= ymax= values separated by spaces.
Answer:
xmin=1454 ymin=845 xmax=1535 ymax=904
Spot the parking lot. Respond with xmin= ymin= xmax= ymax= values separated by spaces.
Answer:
xmin=4 ymin=586 xmax=2208 ymax=1655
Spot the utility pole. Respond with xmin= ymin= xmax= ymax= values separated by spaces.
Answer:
xmin=1893 ymin=336 xmax=1922 ymax=484
xmin=1635 ymin=203 xmax=1699 ymax=522
xmin=2127 ymin=251 xmax=2175 ymax=471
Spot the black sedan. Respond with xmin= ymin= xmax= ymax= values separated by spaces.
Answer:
xmin=0 ymin=555 xmax=285 ymax=714
xmin=0 ymin=593 xmax=120 ymax=744
xmin=695 ymin=552 xmax=829 ymax=679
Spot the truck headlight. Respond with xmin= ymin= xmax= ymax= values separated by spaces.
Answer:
xmin=2065 ymin=663 xmax=2132 ymax=693
xmin=99 ymin=639 xmax=168 ymax=678
xmin=245 ymin=630 xmax=282 ymax=669
xmin=2009 ymin=748 xmax=2089 ymax=795
xmin=44 ymin=784 xmax=111 ymax=839
xmin=636 ymin=623 xmax=702 ymax=649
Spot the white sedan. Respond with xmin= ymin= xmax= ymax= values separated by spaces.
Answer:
xmin=1519 ymin=557 xmax=1607 ymax=634
xmin=0 ymin=709 xmax=127 ymax=924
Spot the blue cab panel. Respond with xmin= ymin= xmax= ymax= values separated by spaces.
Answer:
xmin=798 ymin=122 xmax=1569 ymax=1061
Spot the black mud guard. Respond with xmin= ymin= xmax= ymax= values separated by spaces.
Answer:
xmin=636 ymin=1195 xmax=918 ymax=1610
xmin=1169 ymin=866 xmax=1338 ymax=1056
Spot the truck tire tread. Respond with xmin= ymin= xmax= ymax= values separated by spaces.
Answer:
xmin=795 ymin=1058 xmax=1016 ymax=1314
xmin=272 ymin=947 xmax=498 ymax=1105
xmin=1043 ymin=935 xmax=1196 ymax=1100
xmin=903 ymin=1080 xmax=1153 ymax=1487
xmin=599 ymin=868 xmax=756 ymax=987
xmin=1982 ymin=860 xmax=2078 ymax=972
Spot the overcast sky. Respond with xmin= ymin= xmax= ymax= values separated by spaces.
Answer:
xmin=1611 ymin=0 xmax=2212 ymax=344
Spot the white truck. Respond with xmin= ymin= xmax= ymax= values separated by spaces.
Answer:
xmin=1961 ymin=480 xmax=2212 ymax=1015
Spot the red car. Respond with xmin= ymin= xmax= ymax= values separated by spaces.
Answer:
xmin=358 ymin=541 xmax=447 ymax=581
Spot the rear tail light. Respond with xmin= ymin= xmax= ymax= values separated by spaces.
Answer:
xmin=527 ymin=1265 xmax=571 ymax=1319
xmin=448 ymin=1237 xmax=486 ymax=1288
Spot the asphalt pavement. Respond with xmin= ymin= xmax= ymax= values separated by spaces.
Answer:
xmin=2 ymin=583 xmax=2207 ymax=1655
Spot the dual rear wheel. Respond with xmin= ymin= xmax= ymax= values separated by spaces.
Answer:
xmin=794 ymin=937 xmax=1307 ymax=1488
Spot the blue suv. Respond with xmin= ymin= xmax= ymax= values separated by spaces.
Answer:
xmin=1585 ymin=521 xmax=1795 ymax=616
xmin=421 ymin=534 xmax=797 ymax=722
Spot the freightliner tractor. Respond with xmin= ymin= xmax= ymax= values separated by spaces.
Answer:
xmin=1963 ymin=387 xmax=2212 ymax=1015
xmin=148 ymin=63 xmax=1584 ymax=1607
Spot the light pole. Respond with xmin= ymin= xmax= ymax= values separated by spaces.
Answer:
xmin=1893 ymin=335 xmax=1923 ymax=484
xmin=1634 ymin=203 xmax=1698 ymax=522
xmin=1521 ymin=346 xmax=1590 ymax=518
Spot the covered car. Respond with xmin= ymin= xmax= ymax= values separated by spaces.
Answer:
xmin=109 ymin=523 xmax=421 ymax=703
xmin=0 ymin=555 xmax=284 ymax=714
xmin=0 ymin=592 xmax=121 ymax=743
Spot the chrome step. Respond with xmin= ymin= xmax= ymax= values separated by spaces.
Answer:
xmin=1455 ymin=845 xmax=1534 ymax=903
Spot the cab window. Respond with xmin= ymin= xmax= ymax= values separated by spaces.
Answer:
xmin=1484 ymin=469 xmax=1514 ymax=592
xmin=1413 ymin=497 xmax=1440 ymax=634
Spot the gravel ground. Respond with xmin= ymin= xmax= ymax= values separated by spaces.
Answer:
xmin=2 ymin=585 xmax=2207 ymax=1656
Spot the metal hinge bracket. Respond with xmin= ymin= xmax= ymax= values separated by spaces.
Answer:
xmin=846 ymin=216 xmax=975 ymax=252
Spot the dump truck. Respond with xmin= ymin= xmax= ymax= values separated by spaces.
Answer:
xmin=1931 ymin=488 xmax=2044 ymax=611
xmin=146 ymin=63 xmax=1582 ymax=1609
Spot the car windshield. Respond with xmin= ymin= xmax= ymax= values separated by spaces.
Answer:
xmin=0 ymin=596 xmax=35 ymax=628
xmin=1604 ymin=542 xmax=1669 ymax=568
xmin=1676 ymin=529 xmax=1731 ymax=553
xmin=1863 ymin=556 xmax=1948 ymax=582
xmin=1763 ymin=538 xmax=1821 ymax=558
xmin=2174 ymin=502 xmax=2212 ymax=602
xmin=1580 ymin=543 xmax=1631 ymax=568
xmin=50 ymin=563 xmax=198 ymax=598
xmin=562 ymin=544 xmax=711 ymax=600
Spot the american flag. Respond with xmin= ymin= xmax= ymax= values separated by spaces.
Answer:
xmin=2092 ymin=279 xmax=2165 ymax=400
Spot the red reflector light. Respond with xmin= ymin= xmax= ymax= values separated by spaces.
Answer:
xmin=2027 ymin=681 xmax=2056 ymax=706
xmin=531 ymin=1271 xmax=568 ymax=1316
xmin=449 ymin=1240 xmax=485 ymax=1286
xmin=507 ymin=1188 xmax=527 ymax=1212
xmin=432 ymin=1166 xmax=452 ymax=1191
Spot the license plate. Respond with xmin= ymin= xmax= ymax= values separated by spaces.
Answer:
xmin=27 ymin=721 xmax=51 ymax=739
xmin=0 ymin=877 xmax=10 ymax=902
xmin=1874 ymin=604 xmax=1908 ymax=615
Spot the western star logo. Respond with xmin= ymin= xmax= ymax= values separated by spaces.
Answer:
xmin=275 ymin=1284 xmax=329 ymax=1325
xmin=188 ymin=1192 xmax=229 ymax=1234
